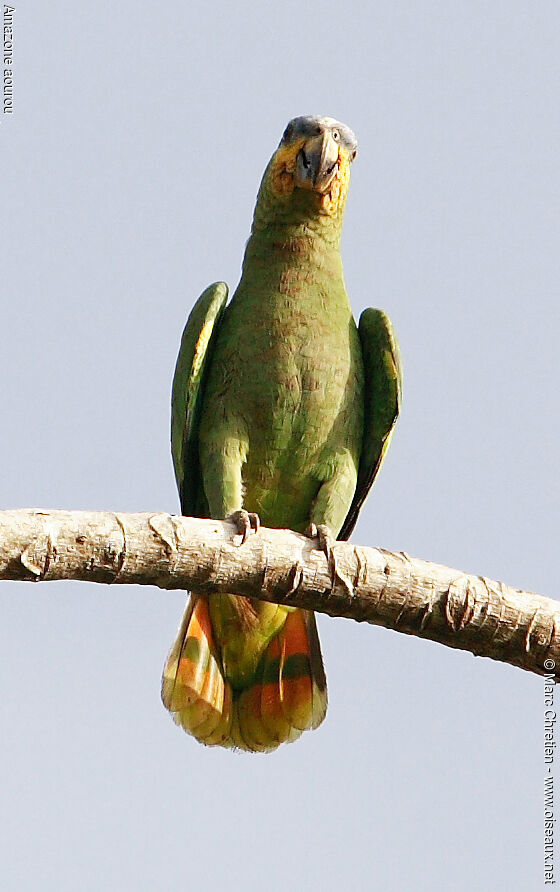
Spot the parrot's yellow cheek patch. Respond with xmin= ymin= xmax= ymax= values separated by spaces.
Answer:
xmin=319 ymin=149 xmax=351 ymax=216
xmin=269 ymin=140 xmax=306 ymax=196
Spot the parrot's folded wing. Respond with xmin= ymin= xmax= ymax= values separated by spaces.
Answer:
xmin=171 ymin=282 xmax=229 ymax=516
xmin=339 ymin=308 xmax=402 ymax=541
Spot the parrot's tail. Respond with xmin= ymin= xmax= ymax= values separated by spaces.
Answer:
xmin=161 ymin=594 xmax=327 ymax=752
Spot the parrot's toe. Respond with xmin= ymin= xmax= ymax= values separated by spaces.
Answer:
xmin=228 ymin=509 xmax=261 ymax=545
xmin=305 ymin=522 xmax=336 ymax=569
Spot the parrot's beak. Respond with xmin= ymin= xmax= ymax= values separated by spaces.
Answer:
xmin=294 ymin=131 xmax=340 ymax=193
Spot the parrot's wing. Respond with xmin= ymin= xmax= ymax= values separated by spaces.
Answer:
xmin=339 ymin=308 xmax=402 ymax=541
xmin=171 ymin=282 xmax=229 ymax=516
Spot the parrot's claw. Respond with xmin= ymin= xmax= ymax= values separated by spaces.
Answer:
xmin=305 ymin=522 xmax=336 ymax=571
xmin=228 ymin=509 xmax=261 ymax=545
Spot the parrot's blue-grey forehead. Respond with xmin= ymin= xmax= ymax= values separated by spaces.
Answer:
xmin=280 ymin=116 xmax=358 ymax=159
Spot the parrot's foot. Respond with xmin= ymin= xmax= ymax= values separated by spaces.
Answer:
xmin=305 ymin=522 xmax=336 ymax=573
xmin=306 ymin=522 xmax=335 ymax=556
xmin=227 ymin=509 xmax=261 ymax=545
xmin=306 ymin=522 xmax=354 ymax=596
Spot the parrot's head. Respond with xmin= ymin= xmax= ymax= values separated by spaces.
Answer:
xmin=256 ymin=116 xmax=357 ymax=228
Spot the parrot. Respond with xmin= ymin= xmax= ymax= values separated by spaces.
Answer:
xmin=161 ymin=115 xmax=402 ymax=752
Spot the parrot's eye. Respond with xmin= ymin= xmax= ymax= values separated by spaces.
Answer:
xmin=332 ymin=129 xmax=341 ymax=142
xmin=350 ymin=149 xmax=357 ymax=161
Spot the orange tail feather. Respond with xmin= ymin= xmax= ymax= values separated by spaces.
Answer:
xmin=162 ymin=596 xmax=327 ymax=752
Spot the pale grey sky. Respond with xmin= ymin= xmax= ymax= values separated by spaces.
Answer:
xmin=1 ymin=2 xmax=558 ymax=890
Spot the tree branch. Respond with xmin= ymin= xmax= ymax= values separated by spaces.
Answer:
xmin=0 ymin=508 xmax=557 ymax=681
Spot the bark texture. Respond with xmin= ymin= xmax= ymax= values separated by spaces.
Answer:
xmin=0 ymin=508 xmax=557 ymax=681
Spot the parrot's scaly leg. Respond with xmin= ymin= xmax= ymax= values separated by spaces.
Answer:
xmin=306 ymin=449 xmax=358 ymax=583
xmin=310 ymin=448 xmax=358 ymax=538
xmin=201 ymin=443 xmax=261 ymax=541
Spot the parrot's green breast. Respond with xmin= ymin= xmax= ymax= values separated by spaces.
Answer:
xmin=198 ymin=234 xmax=364 ymax=536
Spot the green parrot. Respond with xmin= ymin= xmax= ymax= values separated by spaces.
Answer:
xmin=162 ymin=116 xmax=402 ymax=752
